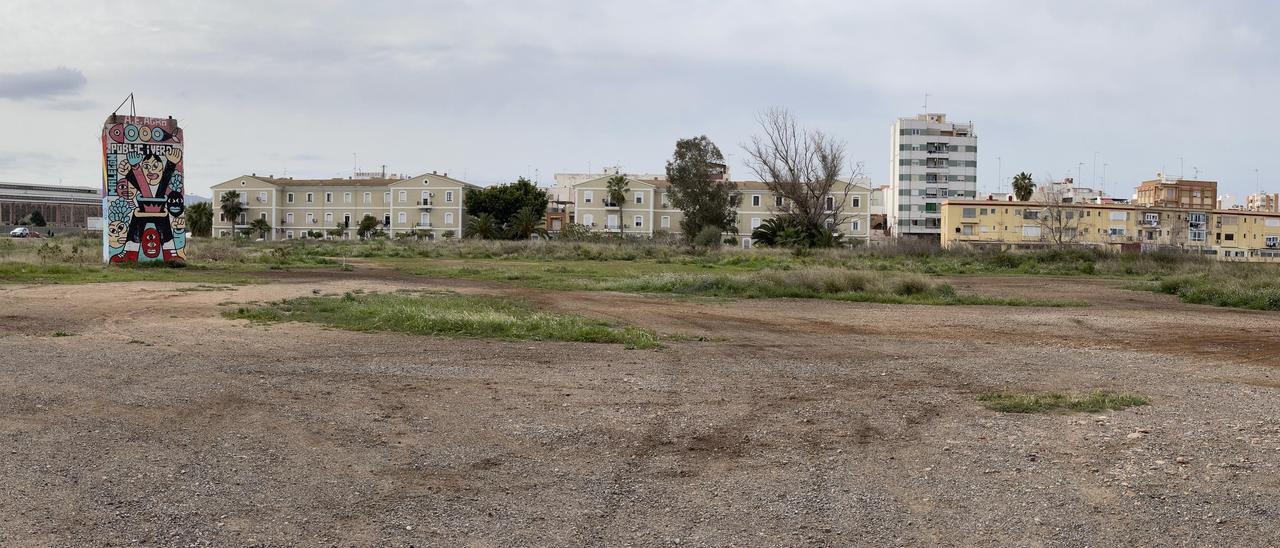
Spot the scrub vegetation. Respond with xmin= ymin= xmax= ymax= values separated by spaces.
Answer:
xmin=226 ymin=290 xmax=660 ymax=349
xmin=978 ymin=391 xmax=1150 ymax=414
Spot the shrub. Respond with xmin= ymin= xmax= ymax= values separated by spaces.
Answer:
xmin=693 ymin=226 xmax=723 ymax=248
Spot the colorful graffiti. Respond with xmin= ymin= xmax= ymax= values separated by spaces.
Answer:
xmin=101 ymin=115 xmax=185 ymax=263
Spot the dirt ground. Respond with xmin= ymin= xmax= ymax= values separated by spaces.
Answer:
xmin=3 ymin=270 xmax=1280 ymax=546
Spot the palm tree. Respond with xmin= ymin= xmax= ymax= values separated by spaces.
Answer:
xmin=219 ymin=190 xmax=245 ymax=237
xmin=247 ymin=217 xmax=271 ymax=239
xmin=508 ymin=207 xmax=548 ymax=240
xmin=186 ymin=201 xmax=213 ymax=237
xmin=605 ymin=175 xmax=629 ymax=235
xmin=1012 ymin=172 xmax=1036 ymax=201
xmin=464 ymin=212 xmax=501 ymax=239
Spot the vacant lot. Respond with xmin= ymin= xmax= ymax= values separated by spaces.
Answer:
xmin=3 ymin=248 xmax=1280 ymax=544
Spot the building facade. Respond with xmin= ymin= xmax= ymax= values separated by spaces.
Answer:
xmin=1134 ymin=175 xmax=1217 ymax=209
xmin=568 ymin=176 xmax=872 ymax=247
xmin=0 ymin=182 xmax=101 ymax=228
xmin=889 ymin=113 xmax=978 ymax=240
xmin=1246 ymin=192 xmax=1279 ymax=212
xmin=210 ymin=172 xmax=477 ymax=240
xmin=940 ymin=199 xmax=1280 ymax=261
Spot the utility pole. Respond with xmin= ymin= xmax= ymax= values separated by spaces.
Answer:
xmin=1077 ymin=162 xmax=1084 ymax=185
xmin=1092 ymin=152 xmax=1098 ymax=186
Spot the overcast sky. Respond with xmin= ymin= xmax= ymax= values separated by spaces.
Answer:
xmin=0 ymin=0 xmax=1276 ymax=201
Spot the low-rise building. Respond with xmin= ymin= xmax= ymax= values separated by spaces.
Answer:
xmin=941 ymin=198 xmax=1280 ymax=261
xmin=568 ymin=175 xmax=871 ymax=247
xmin=210 ymin=171 xmax=477 ymax=240
xmin=0 ymin=181 xmax=101 ymax=228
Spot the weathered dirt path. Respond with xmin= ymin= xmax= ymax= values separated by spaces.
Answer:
xmin=2 ymin=272 xmax=1279 ymax=545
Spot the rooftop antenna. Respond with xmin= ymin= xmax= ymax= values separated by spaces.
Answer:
xmin=1192 ymin=166 xmax=1199 ymax=179
xmin=922 ymin=92 xmax=930 ymax=112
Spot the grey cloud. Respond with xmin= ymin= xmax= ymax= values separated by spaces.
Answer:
xmin=0 ymin=67 xmax=87 ymax=100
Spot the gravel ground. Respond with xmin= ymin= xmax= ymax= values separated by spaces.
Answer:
xmin=1 ymin=272 xmax=1279 ymax=546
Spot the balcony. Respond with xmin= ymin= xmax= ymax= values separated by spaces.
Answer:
xmin=417 ymin=199 xmax=433 ymax=209
xmin=414 ymin=223 xmax=432 ymax=229
xmin=602 ymin=201 xmax=621 ymax=210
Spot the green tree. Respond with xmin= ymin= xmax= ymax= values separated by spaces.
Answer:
xmin=219 ymin=191 xmax=245 ymax=237
xmin=666 ymin=135 xmax=737 ymax=242
xmin=186 ymin=201 xmax=213 ymax=237
xmin=27 ymin=210 xmax=47 ymax=227
xmin=1012 ymin=172 xmax=1036 ymax=201
xmin=463 ymin=178 xmax=548 ymax=238
xmin=356 ymin=214 xmax=381 ymax=240
xmin=464 ymin=212 xmax=502 ymax=239
xmin=326 ymin=223 xmax=346 ymax=239
xmin=507 ymin=207 xmax=548 ymax=240
xmin=605 ymin=175 xmax=630 ymax=235
xmin=246 ymin=217 xmax=271 ymax=239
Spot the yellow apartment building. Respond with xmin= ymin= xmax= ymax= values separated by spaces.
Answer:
xmin=941 ymin=199 xmax=1280 ymax=261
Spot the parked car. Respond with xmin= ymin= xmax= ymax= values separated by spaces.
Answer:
xmin=9 ymin=227 xmax=30 ymax=238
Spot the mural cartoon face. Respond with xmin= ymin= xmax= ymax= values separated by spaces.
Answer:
xmin=166 ymin=190 xmax=185 ymax=217
xmin=140 ymin=154 xmax=165 ymax=185
xmin=141 ymin=227 xmax=162 ymax=258
xmin=107 ymin=221 xmax=128 ymax=248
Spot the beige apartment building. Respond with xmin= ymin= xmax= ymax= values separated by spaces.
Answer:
xmin=210 ymin=172 xmax=477 ymax=240
xmin=569 ymin=175 xmax=872 ymax=247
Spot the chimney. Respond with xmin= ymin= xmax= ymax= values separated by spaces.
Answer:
xmin=381 ymin=164 xmax=386 ymax=179
xmin=432 ymin=170 xmax=437 ymax=175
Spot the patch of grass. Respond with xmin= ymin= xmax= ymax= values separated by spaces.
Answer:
xmin=605 ymin=268 xmax=1083 ymax=307
xmin=225 ymin=291 xmax=659 ymax=349
xmin=1142 ymin=266 xmax=1280 ymax=310
xmin=0 ymin=261 xmax=261 ymax=285
xmin=978 ymin=391 xmax=1149 ymax=414
xmin=51 ymin=331 xmax=73 ymax=337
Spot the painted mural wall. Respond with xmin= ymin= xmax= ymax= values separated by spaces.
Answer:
xmin=101 ymin=115 xmax=185 ymax=263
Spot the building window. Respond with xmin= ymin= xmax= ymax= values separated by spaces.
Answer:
xmin=583 ymin=213 xmax=594 ymax=226
xmin=421 ymin=191 xmax=430 ymax=204
xmin=446 ymin=191 xmax=454 ymax=203
xmin=634 ymin=192 xmax=644 ymax=205
xmin=344 ymin=192 xmax=352 ymax=203
xmin=324 ymin=212 xmax=333 ymax=224
xmin=445 ymin=212 xmax=454 ymax=225
xmin=286 ymin=231 xmax=294 ymax=239
xmin=775 ymin=196 xmax=783 ymax=207
xmin=750 ymin=217 xmax=762 ymax=229
xmin=397 ymin=211 xmax=407 ymax=224
xmin=384 ymin=192 xmax=391 ymax=203
xmin=398 ymin=190 xmax=407 ymax=203
xmin=751 ymin=195 xmax=761 ymax=207
xmin=286 ymin=193 xmax=294 ymax=203
xmin=634 ymin=215 xmax=643 ymax=227
xmin=825 ymin=196 xmax=835 ymax=211
xmin=258 ymin=191 xmax=267 ymax=202
xmin=852 ymin=197 xmax=860 ymax=208
xmin=286 ymin=213 xmax=294 ymax=224
xmin=305 ymin=192 xmax=314 ymax=203
xmin=363 ymin=192 xmax=372 ymax=203
xmin=584 ymin=191 xmax=593 ymax=204
xmin=343 ymin=214 xmax=351 ymax=227
xmin=851 ymin=219 xmax=861 ymax=232
xmin=306 ymin=213 xmax=314 ymax=224
xmin=962 ymin=208 xmax=977 ymax=218
xmin=325 ymin=192 xmax=333 ymax=203
xmin=420 ymin=213 xmax=429 ymax=226
xmin=661 ymin=215 xmax=670 ymax=228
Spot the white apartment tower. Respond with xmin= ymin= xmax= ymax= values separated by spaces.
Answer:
xmin=889 ymin=113 xmax=977 ymax=239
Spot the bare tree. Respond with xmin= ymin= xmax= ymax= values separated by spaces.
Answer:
xmin=1034 ymin=175 xmax=1081 ymax=248
xmin=743 ymin=108 xmax=858 ymax=234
